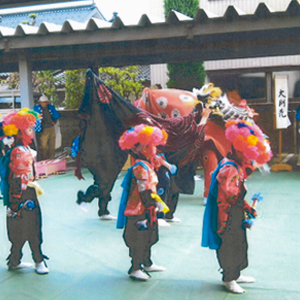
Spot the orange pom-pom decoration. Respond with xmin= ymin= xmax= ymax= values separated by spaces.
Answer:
xmin=138 ymin=126 xmax=154 ymax=145
xmin=233 ymin=135 xmax=247 ymax=151
xmin=225 ymin=119 xmax=236 ymax=128
xmin=246 ymin=135 xmax=259 ymax=147
xmin=161 ymin=130 xmax=168 ymax=145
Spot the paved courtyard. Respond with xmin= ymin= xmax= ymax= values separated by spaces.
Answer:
xmin=0 ymin=165 xmax=299 ymax=300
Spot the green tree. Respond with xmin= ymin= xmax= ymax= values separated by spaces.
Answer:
xmin=35 ymin=70 xmax=59 ymax=104
xmin=5 ymin=72 xmax=20 ymax=89
xmin=164 ymin=0 xmax=206 ymax=90
xmin=164 ymin=0 xmax=199 ymax=18
xmin=5 ymin=70 xmax=59 ymax=104
xmin=64 ymin=69 xmax=86 ymax=109
xmin=99 ymin=66 xmax=144 ymax=102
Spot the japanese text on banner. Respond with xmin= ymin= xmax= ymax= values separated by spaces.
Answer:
xmin=274 ymin=75 xmax=291 ymax=129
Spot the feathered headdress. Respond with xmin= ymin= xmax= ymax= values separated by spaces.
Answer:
xmin=2 ymin=108 xmax=41 ymax=136
xmin=225 ymin=119 xmax=272 ymax=165
xmin=119 ymin=124 xmax=168 ymax=151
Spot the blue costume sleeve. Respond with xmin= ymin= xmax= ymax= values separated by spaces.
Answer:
xmin=70 ymin=136 xmax=79 ymax=158
xmin=49 ymin=104 xmax=61 ymax=120
xmin=296 ymin=105 xmax=300 ymax=121
xmin=33 ymin=105 xmax=42 ymax=133
xmin=0 ymin=148 xmax=13 ymax=206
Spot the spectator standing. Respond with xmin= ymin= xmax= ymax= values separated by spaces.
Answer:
xmin=33 ymin=94 xmax=61 ymax=161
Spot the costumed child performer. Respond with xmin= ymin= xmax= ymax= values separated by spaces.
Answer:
xmin=201 ymin=119 xmax=272 ymax=294
xmin=117 ymin=124 xmax=168 ymax=281
xmin=0 ymin=109 xmax=49 ymax=274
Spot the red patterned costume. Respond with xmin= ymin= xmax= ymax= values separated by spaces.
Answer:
xmin=118 ymin=124 xmax=168 ymax=281
xmin=1 ymin=109 xmax=49 ymax=274
xmin=215 ymin=157 xmax=254 ymax=235
xmin=202 ymin=119 xmax=272 ymax=294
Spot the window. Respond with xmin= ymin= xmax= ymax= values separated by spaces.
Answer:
xmin=0 ymin=95 xmax=21 ymax=109
xmin=209 ymin=72 xmax=266 ymax=103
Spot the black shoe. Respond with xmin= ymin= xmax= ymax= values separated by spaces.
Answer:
xmin=76 ymin=191 xmax=85 ymax=204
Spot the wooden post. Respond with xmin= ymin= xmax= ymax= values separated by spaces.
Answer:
xmin=278 ymin=129 xmax=282 ymax=164
xmin=270 ymin=130 xmax=292 ymax=172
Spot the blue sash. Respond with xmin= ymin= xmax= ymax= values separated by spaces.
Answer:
xmin=201 ymin=159 xmax=238 ymax=250
xmin=116 ymin=161 xmax=148 ymax=229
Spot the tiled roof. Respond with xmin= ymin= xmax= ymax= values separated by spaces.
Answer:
xmin=0 ymin=2 xmax=105 ymax=27
xmin=0 ymin=1 xmax=299 ymax=36
xmin=137 ymin=65 xmax=151 ymax=81
xmin=0 ymin=1 xmax=75 ymax=9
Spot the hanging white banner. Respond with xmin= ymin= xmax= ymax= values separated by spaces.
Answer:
xmin=274 ymin=75 xmax=291 ymax=129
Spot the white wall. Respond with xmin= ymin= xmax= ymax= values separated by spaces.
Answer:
xmin=150 ymin=64 xmax=169 ymax=88
xmin=205 ymin=55 xmax=300 ymax=71
xmin=146 ymin=0 xmax=165 ymax=19
xmin=146 ymin=0 xmax=169 ymax=87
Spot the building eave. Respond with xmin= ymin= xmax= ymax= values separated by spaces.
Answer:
xmin=0 ymin=1 xmax=300 ymax=71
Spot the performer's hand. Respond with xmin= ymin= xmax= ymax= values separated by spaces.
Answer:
xmin=156 ymin=201 xmax=164 ymax=212
xmin=248 ymin=207 xmax=257 ymax=219
xmin=152 ymin=155 xmax=163 ymax=169
xmin=140 ymin=190 xmax=156 ymax=207
xmin=202 ymin=108 xmax=212 ymax=118
xmin=243 ymin=200 xmax=258 ymax=218
xmin=198 ymin=108 xmax=211 ymax=126
xmin=74 ymin=167 xmax=85 ymax=180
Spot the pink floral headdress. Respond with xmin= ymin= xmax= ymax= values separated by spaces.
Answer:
xmin=225 ymin=119 xmax=272 ymax=165
xmin=119 ymin=124 xmax=168 ymax=151
xmin=2 ymin=108 xmax=40 ymax=136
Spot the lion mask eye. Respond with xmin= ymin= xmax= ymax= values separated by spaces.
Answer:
xmin=171 ymin=109 xmax=181 ymax=118
xmin=156 ymin=97 xmax=168 ymax=109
